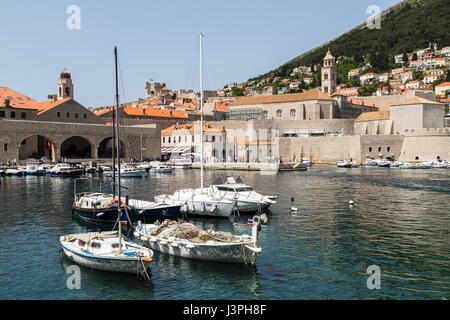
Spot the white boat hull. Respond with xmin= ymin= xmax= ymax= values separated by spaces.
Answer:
xmin=144 ymin=239 xmax=258 ymax=263
xmin=61 ymin=245 xmax=150 ymax=274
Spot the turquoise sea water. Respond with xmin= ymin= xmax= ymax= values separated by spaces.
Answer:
xmin=0 ymin=166 xmax=449 ymax=299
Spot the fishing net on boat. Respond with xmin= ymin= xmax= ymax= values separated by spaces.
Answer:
xmin=150 ymin=219 xmax=239 ymax=242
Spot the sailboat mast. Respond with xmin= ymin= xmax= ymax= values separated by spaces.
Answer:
xmin=200 ymin=33 xmax=204 ymax=190
xmin=114 ymin=46 xmax=122 ymax=246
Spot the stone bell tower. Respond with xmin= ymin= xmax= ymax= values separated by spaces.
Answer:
xmin=321 ymin=49 xmax=336 ymax=94
xmin=57 ymin=69 xmax=74 ymax=100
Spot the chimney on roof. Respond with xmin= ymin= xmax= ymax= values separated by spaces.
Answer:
xmin=3 ymin=98 xmax=10 ymax=108
xmin=48 ymin=94 xmax=57 ymax=102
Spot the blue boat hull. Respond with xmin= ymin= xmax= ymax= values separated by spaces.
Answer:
xmin=73 ymin=206 xmax=128 ymax=224
xmin=48 ymin=170 xmax=83 ymax=177
xmin=131 ymin=205 xmax=181 ymax=220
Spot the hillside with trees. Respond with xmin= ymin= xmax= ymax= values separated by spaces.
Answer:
xmin=248 ymin=0 xmax=450 ymax=82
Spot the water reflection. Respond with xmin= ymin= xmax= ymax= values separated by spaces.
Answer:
xmin=0 ymin=167 xmax=449 ymax=299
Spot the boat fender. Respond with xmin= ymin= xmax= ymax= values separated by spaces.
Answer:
xmin=159 ymin=240 xmax=168 ymax=245
xmin=186 ymin=244 xmax=196 ymax=249
xmin=171 ymin=242 xmax=179 ymax=248
xmin=142 ymin=257 xmax=153 ymax=262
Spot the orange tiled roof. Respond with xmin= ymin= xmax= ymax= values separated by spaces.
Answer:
xmin=29 ymin=98 xmax=72 ymax=115
xmin=123 ymin=106 xmax=187 ymax=118
xmin=391 ymin=97 xmax=442 ymax=106
xmin=231 ymin=89 xmax=333 ymax=106
xmin=355 ymin=111 xmax=390 ymax=122
xmin=0 ymin=87 xmax=38 ymax=109
xmin=162 ymin=122 xmax=223 ymax=135
xmin=436 ymin=82 xmax=450 ymax=87
xmin=94 ymin=108 xmax=113 ymax=116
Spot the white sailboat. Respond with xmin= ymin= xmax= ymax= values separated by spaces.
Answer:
xmin=60 ymin=46 xmax=153 ymax=277
xmin=154 ymin=33 xmax=235 ymax=218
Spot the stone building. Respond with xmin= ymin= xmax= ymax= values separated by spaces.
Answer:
xmin=0 ymin=71 xmax=161 ymax=163
xmin=321 ymin=49 xmax=337 ymax=94
xmin=160 ymin=121 xmax=226 ymax=161
xmin=228 ymin=89 xmax=375 ymax=121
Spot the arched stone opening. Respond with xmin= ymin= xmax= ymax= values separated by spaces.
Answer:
xmin=98 ymin=137 xmax=126 ymax=159
xmin=19 ymin=135 xmax=56 ymax=162
xmin=61 ymin=136 xmax=93 ymax=159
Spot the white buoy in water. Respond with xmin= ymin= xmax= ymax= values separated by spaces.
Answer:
xmin=349 ymin=200 xmax=354 ymax=205
xmin=290 ymin=207 xmax=299 ymax=211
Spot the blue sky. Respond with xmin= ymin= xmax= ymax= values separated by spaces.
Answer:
xmin=0 ymin=0 xmax=401 ymax=107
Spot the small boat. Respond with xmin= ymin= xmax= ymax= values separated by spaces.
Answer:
xmin=60 ymin=231 xmax=153 ymax=274
xmin=19 ymin=162 xmax=46 ymax=175
xmin=104 ymin=163 xmax=146 ymax=177
xmin=390 ymin=161 xmax=402 ymax=168
xmin=378 ymin=160 xmax=391 ymax=168
xmin=430 ymin=161 xmax=448 ymax=168
xmin=167 ymin=157 xmax=192 ymax=169
xmin=210 ymin=176 xmax=276 ymax=213
xmin=47 ymin=163 xmax=84 ymax=176
xmin=134 ymin=214 xmax=267 ymax=264
xmin=136 ymin=162 xmax=151 ymax=172
xmin=301 ymin=158 xmax=312 ymax=167
xmin=337 ymin=160 xmax=352 ymax=168
xmin=150 ymin=164 xmax=173 ymax=173
xmin=73 ymin=192 xmax=128 ymax=224
xmin=81 ymin=161 xmax=99 ymax=174
xmin=364 ymin=159 xmax=378 ymax=166
xmin=155 ymin=189 xmax=235 ymax=218
xmin=5 ymin=168 xmax=24 ymax=176
xmin=350 ymin=162 xmax=360 ymax=168
xmin=99 ymin=165 xmax=111 ymax=172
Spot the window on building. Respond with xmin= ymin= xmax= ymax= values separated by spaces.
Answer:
xmin=276 ymin=110 xmax=282 ymax=119
xmin=66 ymin=112 xmax=70 ymax=118
xmin=0 ymin=111 xmax=5 ymax=117
xmin=75 ymin=113 xmax=79 ymax=119
xmin=192 ymin=135 xmax=195 ymax=142
xmin=185 ymin=136 xmax=187 ymax=142
xmin=83 ymin=113 xmax=87 ymax=119
xmin=263 ymin=111 xmax=268 ymax=119
xmin=10 ymin=111 xmax=15 ymax=119
xmin=369 ymin=147 xmax=372 ymax=152
xmin=415 ymin=156 xmax=419 ymax=160
xmin=21 ymin=112 xmax=26 ymax=119
xmin=22 ymin=139 xmax=26 ymax=145
xmin=178 ymin=136 xmax=181 ymax=143
xmin=57 ymin=112 xmax=61 ymax=118
xmin=162 ymin=137 xmax=165 ymax=143
xmin=3 ymin=143 xmax=7 ymax=152
xmin=168 ymin=137 xmax=171 ymax=143
xmin=387 ymin=147 xmax=391 ymax=152
xmin=290 ymin=109 xmax=296 ymax=120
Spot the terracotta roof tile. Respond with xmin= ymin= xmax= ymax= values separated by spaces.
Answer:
xmin=231 ymin=89 xmax=333 ymax=106
xmin=391 ymin=97 xmax=442 ymax=106
xmin=355 ymin=111 xmax=390 ymax=122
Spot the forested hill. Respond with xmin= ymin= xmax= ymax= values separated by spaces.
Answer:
xmin=248 ymin=0 xmax=450 ymax=81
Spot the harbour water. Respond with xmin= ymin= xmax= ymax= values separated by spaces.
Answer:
xmin=0 ymin=166 xmax=449 ymax=299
